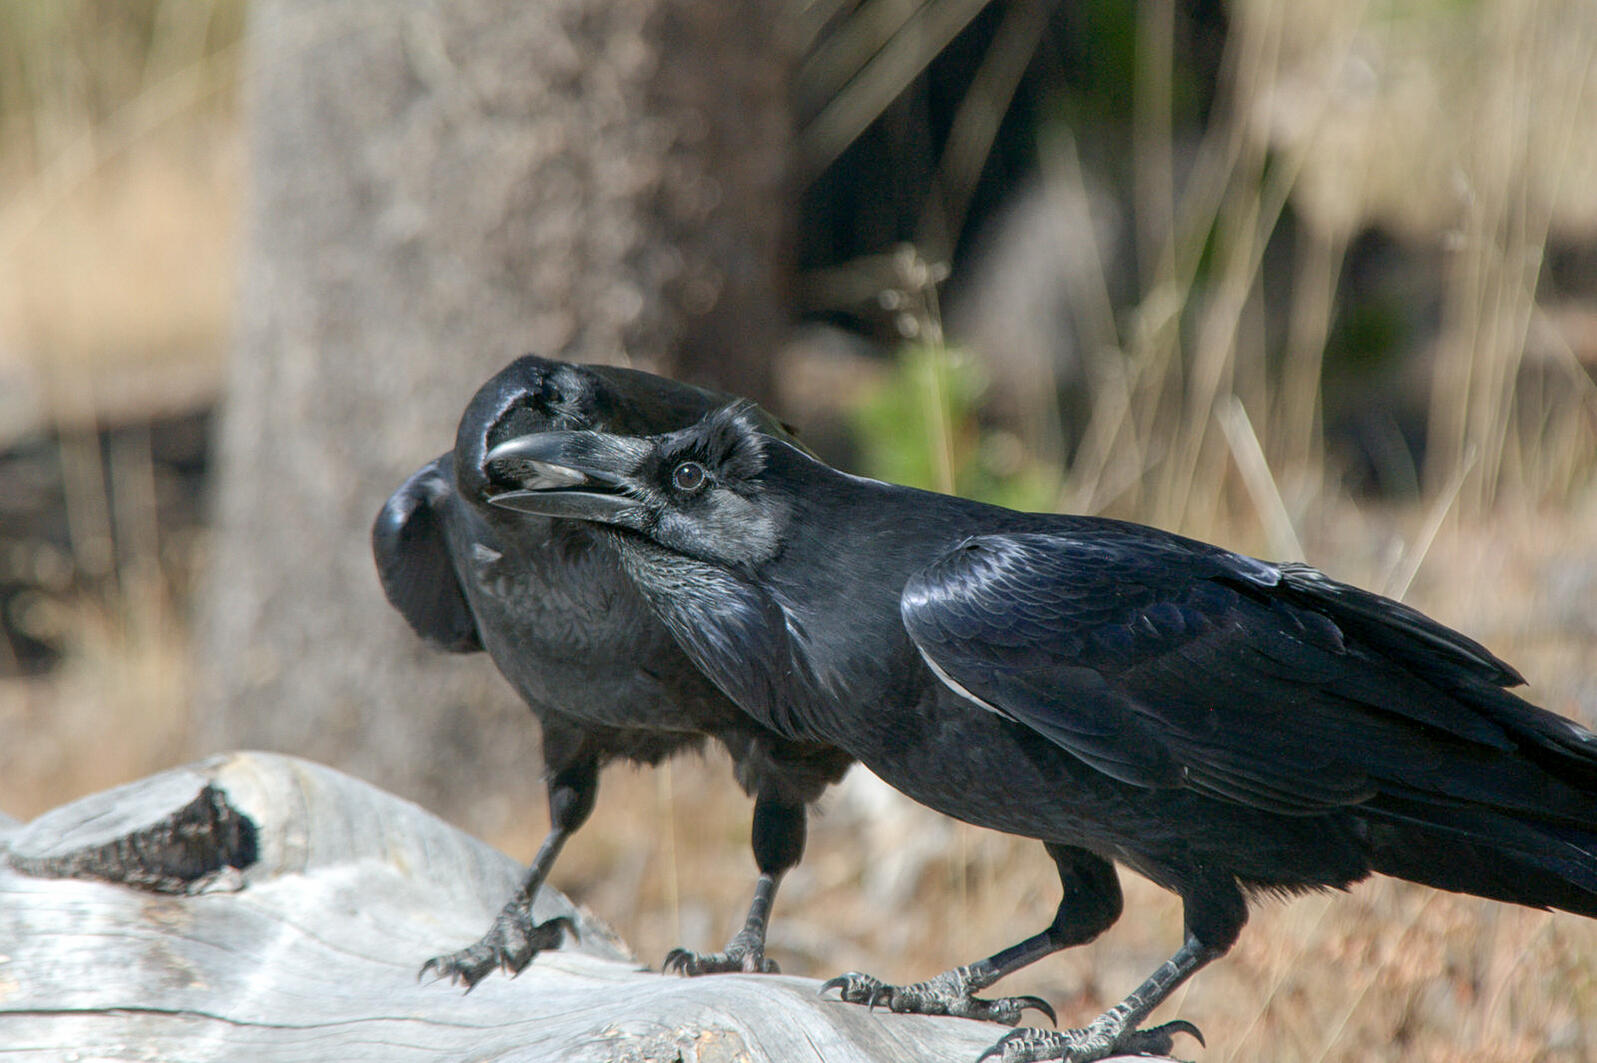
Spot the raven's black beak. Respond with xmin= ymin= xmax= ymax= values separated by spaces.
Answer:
xmin=482 ymin=431 xmax=645 ymax=523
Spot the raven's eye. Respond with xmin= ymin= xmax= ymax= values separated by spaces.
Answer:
xmin=671 ymin=461 xmax=708 ymax=492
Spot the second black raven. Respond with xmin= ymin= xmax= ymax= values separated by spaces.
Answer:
xmin=482 ymin=400 xmax=1597 ymax=1062
xmin=373 ymin=358 xmax=851 ymax=987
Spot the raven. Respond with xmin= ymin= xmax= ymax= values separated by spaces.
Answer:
xmin=373 ymin=357 xmax=851 ymax=988
xmin=483 ymin=400 xmax=1597 ymax=1062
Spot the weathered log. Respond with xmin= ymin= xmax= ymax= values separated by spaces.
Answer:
xmin=0 ymin=752 xmax=1168 ymax=1062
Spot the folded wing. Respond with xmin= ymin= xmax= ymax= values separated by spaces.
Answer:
xmin=901 ymin=530 xmax=1597 ymax=825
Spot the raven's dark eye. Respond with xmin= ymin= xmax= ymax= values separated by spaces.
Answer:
xmin=672 ymin=461 xmax=708 ymax=492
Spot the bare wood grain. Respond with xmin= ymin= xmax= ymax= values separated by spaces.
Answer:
xmin=0 ymin=752 xmax=1171 ymax=1063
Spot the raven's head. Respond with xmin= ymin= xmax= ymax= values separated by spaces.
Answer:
xmin=453 ymin=354 xmax=771 ymax=508
xmin=482 ymin=402 xmax=797 ymax=570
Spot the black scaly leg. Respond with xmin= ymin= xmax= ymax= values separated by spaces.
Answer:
xmin=981 ymin=935 xmax=1215 ymax=1062
xmin=665 ymin=790 xmax=804 ymax=975
xmin=421 ymin=753 xmax=598 ymax=989
xmin=981 ymin=870 xmax=1245 ymax=1062
xmin=820 ymin=844 xmax=1124 ymax=1026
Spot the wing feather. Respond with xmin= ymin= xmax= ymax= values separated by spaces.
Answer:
xmin=900 ymin=531 xmax=1574 ymax=818
xmin=372 ymin=458 xmax=482 ymax=653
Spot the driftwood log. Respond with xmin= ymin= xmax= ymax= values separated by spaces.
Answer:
xmin=0 ymin=752 xmax=1170 ymax=1062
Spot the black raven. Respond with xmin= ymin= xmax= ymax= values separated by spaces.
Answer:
xmin=373 ymin=358 xmax=851 ymax=988
xmin=482 ymin=400 xmax=1597 ymax=1062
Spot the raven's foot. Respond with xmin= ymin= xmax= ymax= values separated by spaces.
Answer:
xmin=820 ymin=967 xmax=1056 ymax=1026
xmin=978 ymin=1017 xmax=1204 ymax=1062
xmin=420 ymin=905 xmax=578 ymax=990
xmin=662 ymin=927 xmax=779 ymax=975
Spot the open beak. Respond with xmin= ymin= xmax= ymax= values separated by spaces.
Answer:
xmin=482 ymin=431 xmax=645 ymax=523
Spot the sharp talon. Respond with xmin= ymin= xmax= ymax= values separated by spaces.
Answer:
xmin=1019 ymin=995 xmax=1057 ymax=1026
xmin=819 ymin=975 xmax=849 ymax=998
xmin=663 ymin=945 xmax=778 ymax=977
xmin=1164 ymin=1018 xmax=1205 ymax=1047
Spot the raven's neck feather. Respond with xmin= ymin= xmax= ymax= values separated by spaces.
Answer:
xmin=607 ymin=530 xmax=813 ymax=739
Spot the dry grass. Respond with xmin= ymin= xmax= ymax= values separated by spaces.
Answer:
xmin=0 ymin=0 xmax=234 ymax=813
xmin=0 ymin=0 xmax=241 ymax=439
xmin=0 ymin=578 xmax=191 ymax=820
xmin=3 ymin=2 xmax=1597 ymax=1061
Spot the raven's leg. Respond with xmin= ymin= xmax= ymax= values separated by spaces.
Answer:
xmin=821 ymin=844 xmax=1122 ymax=1025
xmin=421 ymin=752 xmax=599 ymax=989
xmin=663 ymin=790 xmax=802 ymax=975
xmin=980 ymin=871 xmax=1244 ymax=1062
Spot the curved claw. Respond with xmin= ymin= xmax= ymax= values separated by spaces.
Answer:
xmin=977 ymin=1015 xmax=1205 ymax=1063
xmin=1140 ymin=1018 xmax=1205 ymax=1051
xmin=818 ymin=970 xmax=882 ymax=1005
xmin=818 ymin=974 xmax=853 ymax=999
xmin=1015 ymin=995 xmax=1057 ymax=1027
xmin=418 ymin=912 xmax=578 ymax=991
xmin=663 ymin=943 xmax=778 ymax=976
xmin=817 ymin=969 xmax=1051 ymax=1027
xmin=417 ymin=951 xmax=491 ymax=992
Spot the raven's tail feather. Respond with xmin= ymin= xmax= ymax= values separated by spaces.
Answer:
xmin=1472 ymin=687 xmax=1597 ymax=793
xmin=1367 ymin=800 xmax=1597 ymax=918
xmin=1280 ymin=560 xmax=1597 ymax=792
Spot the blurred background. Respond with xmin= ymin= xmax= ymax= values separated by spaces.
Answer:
xmin=2 ymin=1 xmax=1596 ymax=1059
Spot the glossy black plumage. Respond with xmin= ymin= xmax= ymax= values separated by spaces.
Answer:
xmin=482 ymin=400 xmax=1597 ymax=1062
xmin=373 ymin=357 xmax=851 ymax=987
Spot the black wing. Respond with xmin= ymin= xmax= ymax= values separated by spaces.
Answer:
xmin=372 ymin=457 xmax=482 ymax=653
xmin=901 ymin=531 xmax=1593 ymax=818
